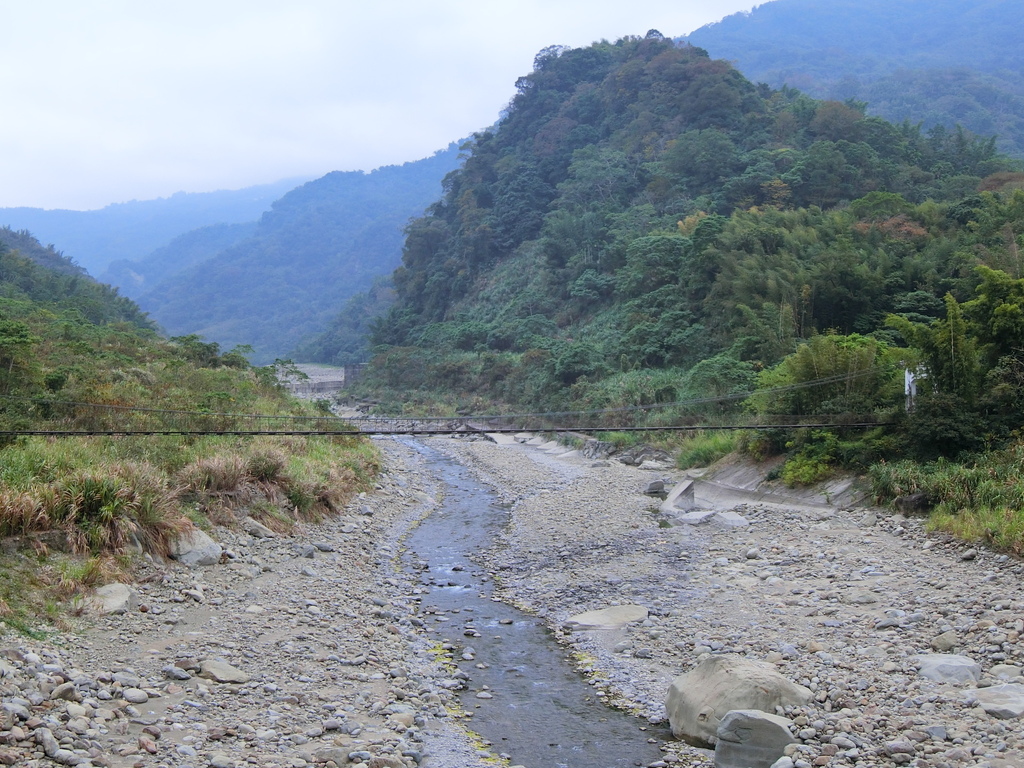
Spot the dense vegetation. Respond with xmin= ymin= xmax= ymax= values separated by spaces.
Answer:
xmin=0 ymin=234 xmax=378 ymax=632
xmin=0 ymin=234 xmax=152 ymax=329
xmin=130 ymin=146 xmax=462 ymax=363
xmin=292 ymin=277 xmax=396 ymax=366
xmin=357 ymin=34 xmax=1024 ymax=551
xmin=368 ymin=35 xmax=1015 ymax=406
xmin=683 ymin=0 xmax=1024 ymax=159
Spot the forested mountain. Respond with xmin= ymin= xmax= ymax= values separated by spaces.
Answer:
xmin=133 ymin=146 xmax=462 ymax=363
xmin=101 ymin=222 xmax=257 ymax=299
xmin=365 ymin=33 xmax=1024 ymax=451
xmin=0 ymin=177 xmax=308 ymax=276
xmin=682 ymin=0 xmax=1024 ymax=158
xmin=292 ymin=277 xmax=396 ymax=366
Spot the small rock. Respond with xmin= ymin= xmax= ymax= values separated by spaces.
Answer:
xmin=931 ymin=631 xmax=959 ymax=652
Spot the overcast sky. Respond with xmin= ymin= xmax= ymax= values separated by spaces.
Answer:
xmin=0 ymin=1 xmax=757 ymax=211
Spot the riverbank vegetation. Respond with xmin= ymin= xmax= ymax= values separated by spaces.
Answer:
xmin=0 ymin=235 xmax=380 ymax=633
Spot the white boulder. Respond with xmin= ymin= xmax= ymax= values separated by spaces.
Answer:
xmin=667 ymin=654 xmax=812 ymax=747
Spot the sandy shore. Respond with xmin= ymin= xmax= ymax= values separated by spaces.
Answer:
xmin=2 ymin=435 xmax=1023 ymax=768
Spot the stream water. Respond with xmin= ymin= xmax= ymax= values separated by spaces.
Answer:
xmin=401 ymin=440 xmax=667 ymax=768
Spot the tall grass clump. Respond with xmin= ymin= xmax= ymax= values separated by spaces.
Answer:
xmin=869 ymin=443 xmax=1024 ymax=554
xmin=675 ymin=430 xmax=739 ymax=469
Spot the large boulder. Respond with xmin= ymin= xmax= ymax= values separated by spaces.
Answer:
xmin=666 ymin=655 xmax=812 ymax=748
xmin=715 ymin=709 xmax=796 ymax=768
xmin=964 ymin=684 xmax=1024 ymax=719
xmin=913 ymin=654 xmax=981 ymax=685
xmin=168 ymin=528 xmax=222 ymax=567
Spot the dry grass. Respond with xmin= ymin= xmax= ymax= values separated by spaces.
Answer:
xmin=0 ymin=433 xmax=381 ymax=633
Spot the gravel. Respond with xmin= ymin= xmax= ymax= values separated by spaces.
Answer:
xmin=2 ymin=434 xmax=1023 ymax=768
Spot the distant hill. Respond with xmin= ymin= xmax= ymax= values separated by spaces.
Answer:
xmin=101 ymin=222 xmax=257 ymax=299
xmin=0 ymin=177 xmax=310 ymax=275
xmin=682 ymin=0 xmax=1024 ymax=158
xmin=133 ymin=145 xmax=462 ymax=363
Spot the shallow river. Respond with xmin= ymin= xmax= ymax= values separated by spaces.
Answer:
xmin=401 ymin=440 xmax=667 ymax=768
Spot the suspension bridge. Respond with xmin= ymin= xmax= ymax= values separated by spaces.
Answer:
xmin=0 ymin=368 xmax=896 ymax=437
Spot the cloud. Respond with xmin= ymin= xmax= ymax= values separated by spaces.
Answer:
xmin=0 ymin=0 xmax=754 ymax=209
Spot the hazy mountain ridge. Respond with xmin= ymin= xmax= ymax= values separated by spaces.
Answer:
xmin=133 ymin=146 xmax=463 ymax=362
xmin=682 ymin=0 xmax=1024 ymax=157
xmin=101 ymin=222 xmax=258 ymax=299
xmin=0 ymin=177 xmax=310 ymax=275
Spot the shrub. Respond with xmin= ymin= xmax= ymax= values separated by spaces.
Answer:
xmin=246 ymin=450 xmax=287 ymax=484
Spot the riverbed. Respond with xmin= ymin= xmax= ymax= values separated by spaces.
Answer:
xmin=1 ymin=434 xmax=1022 ymax=768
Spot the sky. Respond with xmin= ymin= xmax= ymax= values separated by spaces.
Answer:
xmin=0 ymin=1 xmax=758 ymax=211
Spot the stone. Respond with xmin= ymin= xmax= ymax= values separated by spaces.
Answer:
xmin=36 ymin=727 xmax=60 ymax=756
xmin=894 ymin=493 xmax=929 ymax=514
xmin=198 ymin=659 xmax=250 ymax=684
xmin=931 ymin=631 xmax=959 ymax=652
xmin=50 ymin=682 xmax=80 ymax=701
xmin=367 ymin=758 xmax=405 ymax=768
xmin=964 ymin=683 xmax=1024 ymax=719
xmin=163 ymin=664 xmax=192 ymax=681
xmin=675 ymin=509 xmax=718 ymax=525
xmin=710 ymin=511 xmax=750 ymax=529
xmin=843 ymin=590 xmax=879 ymax=605
xmin=168 ymin=528 xmax=222 ymax=567
xmin=122 ymin=688 xmax=149 ymax=704
xmin=314 ymin=747 xmax=350 ymax=764
xmin=90 ymin=583 xmax=139 ymax=615
xmin=991 ymin=665 xmax=1023 ymax=680
xmin=666 ymin=654 xmax=812 ymax=748
xmin=913 ymin=654 xmax=981 ymax=685
xmin=240 ymin=517 xmax=277 ymax=538
xmin=644 ymin=480 xmax=666 ymax=495
xmin=715 ymin=709 xmax=796 ymax=768
xmin=564 ymin=604 xmax=649 ymax=630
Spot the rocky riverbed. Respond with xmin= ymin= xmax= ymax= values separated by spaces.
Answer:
xmin=2 ymin=435 xmax=1023 ymax=768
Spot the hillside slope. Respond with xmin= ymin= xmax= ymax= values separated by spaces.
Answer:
xmin=364 ymin=34 xmax=1018 ymax=419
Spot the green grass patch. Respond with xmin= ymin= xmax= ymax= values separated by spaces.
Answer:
xmin=674 ymin=430 xmax=739 ymax=469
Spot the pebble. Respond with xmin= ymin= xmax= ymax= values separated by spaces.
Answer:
xmin=5 ymin=437 xmax=1024 ymax=768
xmin=439 ymin=437 xmax=1024 ymax=768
